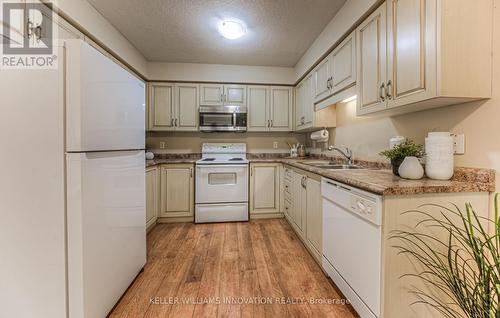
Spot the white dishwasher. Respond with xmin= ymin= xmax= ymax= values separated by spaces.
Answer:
xmin=321 ymin=178 xmax=383 ymax=318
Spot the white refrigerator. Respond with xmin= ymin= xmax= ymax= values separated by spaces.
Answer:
xmin=65 ymin=40 xmax=147 ymax=318
xmin=0 ymin=40 xmax=146 ymax=318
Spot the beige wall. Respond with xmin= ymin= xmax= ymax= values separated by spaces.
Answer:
xmin=147 ymin=62 xmax=295 ymax=84
xmin=55 ymin=0 xmax=148 ymax=77
xmin=147 ymin=132 xmax=305 ymax=154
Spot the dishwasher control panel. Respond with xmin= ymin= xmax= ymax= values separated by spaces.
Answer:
xmin=321 ymin=178 xmax=382 ymax=226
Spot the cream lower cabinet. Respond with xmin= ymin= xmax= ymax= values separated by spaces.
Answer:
xmin=357 ymin=0 xmax=492 ymax=116
xmin=146 ymin=167 xmax=159 ymax=230
xmin=283 ymin=165 xmax=322 ymax=262
xmin=305 ymin=176 xmax=322 ymax=257
xmin=159 ymin=164 xmax=194 ymax=218
xmin=250 ymin=163 xmax=281 ymax=217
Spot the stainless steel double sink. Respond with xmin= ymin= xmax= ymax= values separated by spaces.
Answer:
xmin=299 ymin=161 xmax=364 ymax=170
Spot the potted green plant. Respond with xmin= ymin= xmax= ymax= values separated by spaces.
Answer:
xmin=380 ymin=140 xmax=424 ymax=176
xmin=391 ymin=195 xmax=500 ymax=318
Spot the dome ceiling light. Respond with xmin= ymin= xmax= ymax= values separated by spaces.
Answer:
xmin=218 ymin=19 xmax=246 ymax=40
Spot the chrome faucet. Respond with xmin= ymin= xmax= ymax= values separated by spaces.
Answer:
xmin=327 ymin=146 xmax=353 ymax=165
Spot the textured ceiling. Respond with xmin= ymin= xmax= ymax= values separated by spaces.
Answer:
xmin=87 ymin=0 xmax=346 ymax=67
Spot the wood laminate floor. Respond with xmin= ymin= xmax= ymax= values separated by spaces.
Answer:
xmin=109 ymin=219 xmax=358 ymax=318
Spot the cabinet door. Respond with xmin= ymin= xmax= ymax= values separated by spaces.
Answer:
xmin=306 ymin=178 xmax=322 ymax=255
xmin=146 ymin=168 xmax=158 ymax=227
xmin=295 ymin=74 xmax=314 ymax=130
xmin=176 ymin=84 xmax=199 ymax=131
xmin=356 ymin=4 xmax=387 ymax=115
xmin=386 ymin=0 xmax=436 ymax=108
xmin=313 ymin=57 xmax=332 ymax=103
xmin=199 ymin=84 xmax=224 ymax=106
xmin=331 ymin=31 xmax=357 ymax=94
xmin=247 ymin=85 xmax=269 ymax=131
xmin=160 ymin=164 xmax=194 ymax=218
xmin=224 ymin=84 xmax=246 ymax=106
xmin=294 ymin=82 xmax=304 ymax=130
xmin=302 ymin=74 xmax=314 ymax=128
xmin=250 ymin=164 xmax=280 ymax=214
xmin=291 ymin=171 xmax=305 ymax=234
xmin=269 ymin=87 xmax=292 ymax=131
xmin=148 ymin=83 xmax=175 ymax=131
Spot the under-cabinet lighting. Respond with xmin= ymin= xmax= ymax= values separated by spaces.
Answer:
xmin=341 ymin=95 xmax=357 ymax=103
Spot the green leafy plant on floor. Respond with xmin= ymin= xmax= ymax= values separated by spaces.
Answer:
xmin=391 ymin=194 xmax=500 ymax=318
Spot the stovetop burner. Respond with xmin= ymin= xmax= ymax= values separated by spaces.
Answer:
xmin=229 ymin=158 xmax=244 ymax=161
xmin=201 ymin=158 xmax=216 ymax=161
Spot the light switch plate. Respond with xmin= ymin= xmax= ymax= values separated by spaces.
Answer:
xmin=452 ymin=134 xmax=465 ymax=155
xmin=273 ymin=141 xmax=279 ymax=149
xmin=159 ymin=141 xmax=166 ymax=149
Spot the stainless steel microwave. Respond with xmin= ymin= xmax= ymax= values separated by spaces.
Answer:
xmin=199 ymin=105 xmax=247 ymax=132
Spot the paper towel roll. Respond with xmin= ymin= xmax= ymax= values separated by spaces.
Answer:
xmin=310 ymin=129 xmax=329 ymax=142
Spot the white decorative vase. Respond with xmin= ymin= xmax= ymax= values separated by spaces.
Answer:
xmin=398 ymin=156 xmax=424 ymax=180
xmin=145 ymin=152 xmax=155 ymax=160
xmin=425 ymin=132 xmax=454 ymax=180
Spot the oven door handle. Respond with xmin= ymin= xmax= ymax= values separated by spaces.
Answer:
xmin=196 ymin=164 xmax=249 ymax=169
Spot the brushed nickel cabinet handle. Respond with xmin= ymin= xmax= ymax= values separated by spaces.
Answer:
xmin=386 ymin=80 xmax=393 ymax=100
xmin=380 ymin=83 xmax=386 ymax=102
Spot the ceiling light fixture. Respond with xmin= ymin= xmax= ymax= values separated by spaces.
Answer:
xmin=218 ymin=19 xmax=246 ymax=40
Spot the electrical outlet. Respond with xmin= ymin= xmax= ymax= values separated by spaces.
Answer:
xmin=273 ymin=141 xmax=279 ymax=149
xmin=159 ymin=141 xmax=166 ymax=149
xmin=452 ymin=134 xmax=465 ymax=155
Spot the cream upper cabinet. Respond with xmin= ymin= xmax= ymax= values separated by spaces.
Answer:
xmin=159 ymin=164 xmax=194 ymax=218
xmin=269 ymin=87 xmax=293 ymax=131
xmin=313 ymin=57 xmax=331 ymax=103
xmin=357 ymin=4 xmax=387 ymax=115
xmin=305 ymin=177 xmax=322 ymax=256
xmin=330 ymin=32 xmax=357 ymax=94
xmin=295 ymin=74 xmax=337 ymax=132
xmin=357 ymin=0 xmax=492 ymax=116
xmin=313 ymin=31 xmax=357 ymax=105
xmin=247 ymin=85 xmax=269 ymax=131
xmin=200 ymin=84 xmax=247 ymax=106
xmin=199 ymin=84 xmax=224 ymax=106
xmin=385 ymin=0 xmax=435 ymax=108
xmin=146 ymin=167 xmax=158 ymax=229
xmin=176 ymin=84 xmax=199 ymax=131
xmin=148 ymin=83 xmax=199 ymax=131
xmin=250 ymin=163 xmax=280 ymax=215
xmin=149 ymin=83 xmax=176 ymax=130
xmin=295 ymin=74 xmax=314 ymax=130
xmin=247 ymin=86 xmax=292 ymax=131
xmin=224 ymin=84 xmax=246 ymax=106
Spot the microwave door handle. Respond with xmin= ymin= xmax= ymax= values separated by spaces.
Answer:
xmin=233 ymin=112 xmax=237 ymax=128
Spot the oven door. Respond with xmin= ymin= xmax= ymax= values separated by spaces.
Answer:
xmin=195 ymin=164 xmax=248 ymax=204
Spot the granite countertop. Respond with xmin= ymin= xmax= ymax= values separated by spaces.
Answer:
xmin=146 ymin=154 xmax=495 ymax=196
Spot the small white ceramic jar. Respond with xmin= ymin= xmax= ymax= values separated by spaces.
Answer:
xmin=398 ymin=156 xmax=424 ymax=180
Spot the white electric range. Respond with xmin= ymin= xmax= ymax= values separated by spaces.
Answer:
xmin=195 ymin=143 xmax=249 ymax=223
